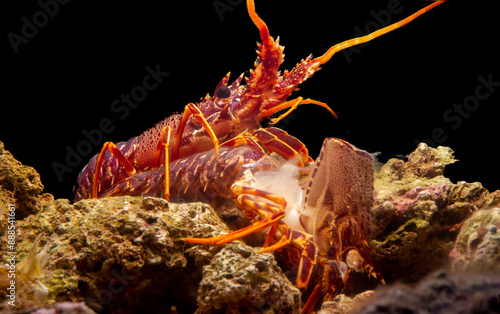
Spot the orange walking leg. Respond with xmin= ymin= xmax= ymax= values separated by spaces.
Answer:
xmin=152 ymin=126 xmax=172 ymax=200
xmin=302 ymin=284 xmax=322 ymax=314
xmin=183 ymin=185 xmax=287 ymax=245
xmin=92 ymin=142 xmax=136 ymax=198
xmin=171 ymin=103 xmax=219 ymax=161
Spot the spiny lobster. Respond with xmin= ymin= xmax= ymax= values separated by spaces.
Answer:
xmin=75 ymin=0 xmax=446 ymax=311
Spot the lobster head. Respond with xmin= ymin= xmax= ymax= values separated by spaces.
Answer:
xmin=193 ymin=0 xmax=340 ymax=142
xmin=300 ymin=138 xmax=383 ymax=299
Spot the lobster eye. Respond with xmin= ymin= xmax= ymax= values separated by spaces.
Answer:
xmin=216 ymin=86 xmax=231 ymax=99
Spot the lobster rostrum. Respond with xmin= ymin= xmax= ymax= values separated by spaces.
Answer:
xmin=75 ymin=0 xmax=445 ymax=202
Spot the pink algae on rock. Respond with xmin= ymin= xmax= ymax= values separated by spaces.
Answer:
xmin=371 ymin=143 xmax=500 ymax=283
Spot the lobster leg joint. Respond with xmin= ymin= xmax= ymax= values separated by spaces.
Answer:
xmin=92 ymin=141 xmax=136 ymax=198
xmin=161 ymin=127 xmax=172 ymax=200
xmin=172 ymin=103 xmax=220 ymax=161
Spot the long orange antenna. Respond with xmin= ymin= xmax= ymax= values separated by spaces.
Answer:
xmin=313 ymin=1 xmax=446 ymax=65
xmin=247 ymin=0 xmax=271 ymax=46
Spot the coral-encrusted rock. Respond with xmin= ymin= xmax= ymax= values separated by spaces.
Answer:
xmin=374 ymin=143 xmax=456 ymax=199
xmin=356 ymin=270 xmax=500 ymax=314
xmin=197 ymin=243 xmax=301 ymax=313
xmin=451 ymin=207 xmax=500 ymax=272
xmin=1 ymin=196 xmax=225 ymax=312
xmin=0 ymin=141 xmax=46 ymax=219
xmin=372 ymin=143 xmax=500 ymax=283
xmin=0 ymin=195 xmax=301 ymax=313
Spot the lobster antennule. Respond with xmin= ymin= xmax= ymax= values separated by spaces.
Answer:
xmin=313 ymin=1 xmax=446 ymax=66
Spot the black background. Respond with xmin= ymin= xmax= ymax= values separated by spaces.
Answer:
xmin=3 ymin=0 xmax=499 ymax=200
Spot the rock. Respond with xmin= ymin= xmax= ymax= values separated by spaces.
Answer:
xmin=197 ymin=243 xmax=301 ymax=313
xmin=374 ymin=143 xmax=456 ymax=200
xmin=317 ymin=291 xmax=375 ymax=314
xmin=372 ymin=143 xmax=500 ymax=283
xmin=1 ymin=196 xmax=218 ymax=312
xmin=356 ymin=270 xmax=500 ymax=314
xmin=447 ymin=180 xmax=500 ymax=209
xmin=0 ymin=195 xmax=301 ymax=313
xmin=25 ymin=302 xmax=97 ymax=314
xmin=451 ymin=207 xmax=500 ymax=272
xmin=0 ymin=141 xmax=46 ymax=219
